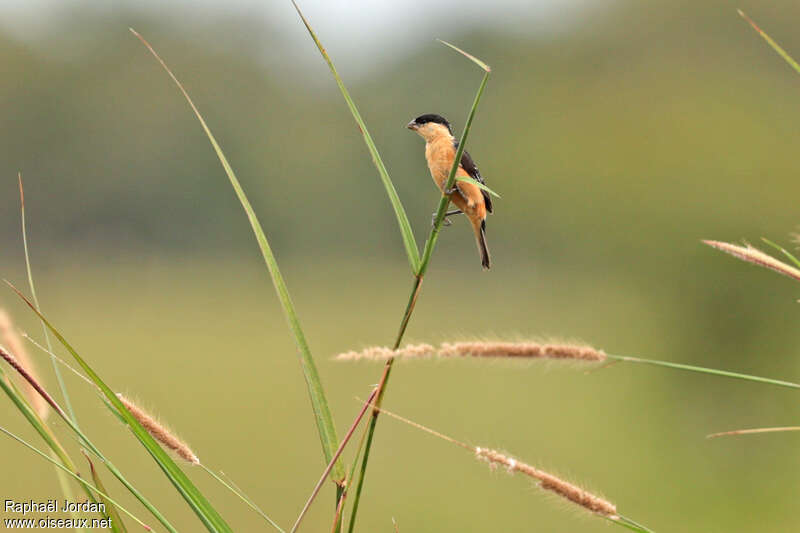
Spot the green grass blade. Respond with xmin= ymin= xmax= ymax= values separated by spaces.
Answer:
xmin=436 ymin=40 xmax=492 ymax=72
xmin=455 ymin=176 xmax=501 ymax=198
xmin=607 ymin=354 xmax=800 ymax=389
xmin=348 ymin=44 xmax=491 ymax=533
xmin=8 ymin=337 xmax=178 ymax=533
xmin=83 ymin=451 xmax=129 ymax=533
xmin=612 ymin=515 xmax=656 ymax=533
xmin=0 ymin=425 xmax=153 ymax=531
xmin=130 ymin=28 xmax=343 ymax=481
xmin=18 ymin=174 xmax=77 ymax=423
xmin=738 ymin=10 xmax=800 ymax=75
xmin=290 ymin=387 xmax=378 ymax=533
xmin=341 ymin=413 xmax=370 ymax=533
xmin=17 ymin=174 xmax=85 ymax=528
xmin=0 ymin=346 xmax=148 ymax=532
xmin=290 ymin=1 xmax=420 ymax=273
xmin=345 ymin=415 xmax=378 ymax=533
xmin=0 ymin=366 xmax=88 ymax=505
xmin=9 ymin=283 xmax=230 ymax=532
xmin=201 ymin=466 xmax=286 ymax=533
xmin=761 ymin=238 xmax=800 ymax=269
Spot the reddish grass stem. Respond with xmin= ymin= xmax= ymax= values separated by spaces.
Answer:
xmin=0 ymin=344 xmax=66 ymax=419
xmin=291 ymin=387 xmax=378 ymax=533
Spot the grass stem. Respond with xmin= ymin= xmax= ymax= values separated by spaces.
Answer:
xmin=347 ymin=43 xmax=491 ymax=533
xmin=607 ymin=354 xmax=800 ymax=389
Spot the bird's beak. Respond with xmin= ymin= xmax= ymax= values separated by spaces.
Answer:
xmin=406 ymin=120 xmax=418 ymax=130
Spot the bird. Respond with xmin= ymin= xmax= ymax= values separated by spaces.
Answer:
xmin=407 ymin=113 xmax=493 ymax=269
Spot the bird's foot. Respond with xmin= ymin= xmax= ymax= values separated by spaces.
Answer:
xmin=431 ymin=213 xmax=453 ymax=227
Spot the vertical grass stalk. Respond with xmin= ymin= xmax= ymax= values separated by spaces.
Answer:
xmin=17 ymin=175 xmax=83 ymax=515
xmin=18 ymin=174 xmax=77 ymax=423
xmin=347 ymin=43 xmax=491 ymax=533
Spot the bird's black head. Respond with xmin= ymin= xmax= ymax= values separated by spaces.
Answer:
xmin=407 ymin=114 xmax=452 ymax=134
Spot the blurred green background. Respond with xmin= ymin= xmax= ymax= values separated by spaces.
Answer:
xmin=2 ymin=0 xmax=800 ymax=531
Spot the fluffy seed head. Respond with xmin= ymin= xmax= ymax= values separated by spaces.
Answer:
xmin=704 ymin=240 xmax=800 ymax=283
xmin=335 ymin=344 xmax=436 ymax=361
xmin=0 ymin=310 xmax=50 ymax=419
xmin=335 ymin=341 xmax=605 ymax=362
xmin=439 ymin=341 xmax=606 ymax=361
xmin=475 ymin=447 xmax=618 ymax=518
xmin=116 ymin=393 xmax=200 ymax=465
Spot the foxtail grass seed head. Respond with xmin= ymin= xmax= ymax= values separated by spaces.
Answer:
xmin=335 ymin=344 xmax=436 ymax=361
xmin=116 ymin=393 xmax=200 ymax=465
xmin=439 ymin=341 xmax=606 ymax=362
xmin=0 ymin=310 xmax=49 ymax=419
xmin=335 ymin=341 xmax=605 ymax=362
xmin=704 ymin=240 xmax=800 ymax=283
xmin=475 ymin=447 xmax=618 ymax=519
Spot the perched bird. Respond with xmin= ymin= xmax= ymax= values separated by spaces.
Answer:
xmin=407 ymin=113 xmax=493 ymax=269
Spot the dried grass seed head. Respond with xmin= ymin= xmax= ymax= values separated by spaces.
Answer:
xmin=116 ymin=393 xmax=200 ymax=465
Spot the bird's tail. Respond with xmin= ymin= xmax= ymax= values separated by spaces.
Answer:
xmin=475 ymin=219 xmax=491 ymax=270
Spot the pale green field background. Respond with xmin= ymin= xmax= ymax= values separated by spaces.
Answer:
xmin=2 ymin=0 xmax=800 ymax=531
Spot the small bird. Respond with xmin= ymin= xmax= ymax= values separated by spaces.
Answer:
xmin=407 ymin=113 xmax=493 ymax=269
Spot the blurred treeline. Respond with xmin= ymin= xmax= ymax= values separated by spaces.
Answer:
xmin=2 ymin=0 xmax=799 ymax=264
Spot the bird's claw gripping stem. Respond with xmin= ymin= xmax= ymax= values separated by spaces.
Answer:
xmin=431 ymin=209 xmax=462 ymax=228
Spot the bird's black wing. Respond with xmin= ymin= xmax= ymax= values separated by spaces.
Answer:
xmin=455 ymin=141 xmax=493 ymax=213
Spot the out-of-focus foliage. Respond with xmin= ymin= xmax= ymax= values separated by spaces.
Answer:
xmin=1 ymin=1 xmax=799 ymax=263
xmin=2 ymin=1 xmax=800 ymax=532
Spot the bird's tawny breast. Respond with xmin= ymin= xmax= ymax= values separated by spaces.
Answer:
xmin=425 ymin=137 xmax=486 ymax=217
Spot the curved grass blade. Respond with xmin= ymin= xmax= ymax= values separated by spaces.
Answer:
xmin=83 ymin=451 xmax=129 ymax=533
xmin=129 ymin=28 xmax=343 ymax=482
xmin=0 ymin=363 xmax=95 ymax=527
xmin=738 ymin=10 xmax=800 ymax=75
xmin=18 ymin=174 xmax=83 ymax=516
xmin=454 ymin=176 xmax=501 ymax=198
xmin=436 ymin=40 xmax=491 ymax=72
xmin=0 ymin=425 xmax=152 ymax=531
xmin=4 ymin=335 xmax=177 ymax=533
xmin=8 ymin=282 xmax=230 ymax=532
xmin=290 ymin=1 xmax=420 ymax=273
